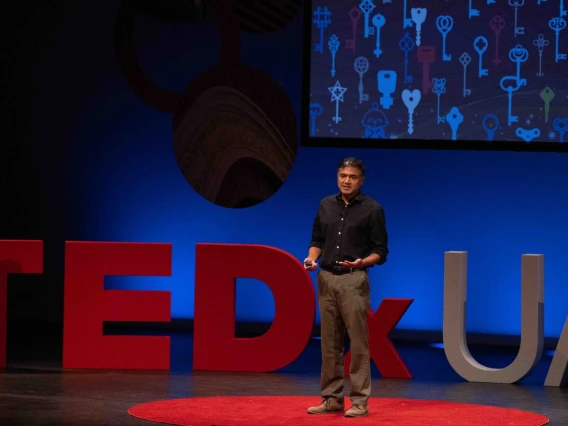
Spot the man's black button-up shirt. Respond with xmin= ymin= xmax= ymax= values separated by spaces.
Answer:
xmin=309 ymin=192 xmax=389 ymax=268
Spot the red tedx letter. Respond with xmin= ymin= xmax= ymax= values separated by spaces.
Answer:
xmin=63 ymin=241 xmax=172 ymax=369
xmin=0 ymin=240 xmax=43 ymax=368
xmin=345 ymin=298 xmax=414 ymax=379
xmin=193 ymin=244 xmax=316 ymax=372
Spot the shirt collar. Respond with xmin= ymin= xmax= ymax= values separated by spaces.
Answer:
xmin=336 ymin=191 xmax=363 ymax=204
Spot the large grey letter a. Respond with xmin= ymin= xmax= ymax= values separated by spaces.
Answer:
xmin=443 ymin=252 xmax=544 ymax=384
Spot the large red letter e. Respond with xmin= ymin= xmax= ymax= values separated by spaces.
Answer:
xmin=0 ymin=240 xmax=43 ymax=368
xmin=63 ymin=242 xmax=172 ymax=369
xmin=193 ymin=244 xmax=315 ymax=372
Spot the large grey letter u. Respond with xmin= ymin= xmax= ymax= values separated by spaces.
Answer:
xmin=443 ymin=251 xmax=544 ymax=384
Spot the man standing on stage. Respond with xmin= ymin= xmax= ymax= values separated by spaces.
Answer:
xmin=304 ymin=157 xmax=389 ymax=418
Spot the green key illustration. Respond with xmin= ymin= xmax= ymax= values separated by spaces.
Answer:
xmin=540 ymin=87 xmax=555 ymax=123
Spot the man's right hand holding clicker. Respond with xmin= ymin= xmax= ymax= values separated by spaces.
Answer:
xmin=303 ymin=258 xmax=318 ymax=272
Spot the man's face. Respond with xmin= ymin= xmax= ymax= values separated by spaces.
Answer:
xmin=337 ymin=166 xmax=364 ymax=197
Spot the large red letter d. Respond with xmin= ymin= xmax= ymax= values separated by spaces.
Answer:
xmin=193 ymin=244 xmax=315 ymax=372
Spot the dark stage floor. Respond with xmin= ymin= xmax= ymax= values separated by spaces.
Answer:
xmin=1 ymin=332 xmax=567 ymax=425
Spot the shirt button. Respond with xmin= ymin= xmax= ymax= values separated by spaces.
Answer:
xmin=337 ymin=246 xmax=339 ymax=248
xmin=341 ymin=218 xmax=344 ymax=221
xmin=338 ymin=232 xmax=341 ymax=234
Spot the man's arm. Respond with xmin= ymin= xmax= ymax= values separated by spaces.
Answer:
xmin=305 ymin=207 xmax=323 ymax=270
xmin=368 ymin=206 xmax=389 ymax=265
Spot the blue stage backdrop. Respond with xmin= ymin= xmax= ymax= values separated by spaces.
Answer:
xmin=33 ymin=0 xmax=567 ymax=338
xmin=305 ymin=0 xmax=568 ymax=150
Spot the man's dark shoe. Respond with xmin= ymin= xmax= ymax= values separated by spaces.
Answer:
xmin=307 ymin=398 xmax=344 ymax=414
xmin=345 ymin=404 xmax=368 ymax=417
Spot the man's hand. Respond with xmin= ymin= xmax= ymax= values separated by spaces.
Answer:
xmin=303 ymin=258 xmax=318 ymax=272
xmin=338 ymin=258 xmax=364 ymax=269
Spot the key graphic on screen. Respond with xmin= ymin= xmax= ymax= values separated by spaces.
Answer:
xmin=509 ymin=45 xmax=529 ymax=86
xmin=411 ymin=8 xmax=427 ymax=46
xmin=436 ymin=16 xmax=454 ymax=61
xmin=309 ymin=103 xmax=323 ymax=136
xmin=553 ymin=118 xmax=568 ymax=142
xmin=328 ymin=81 xmax=347 ymax=124
xmin=459 ymin=53 xmax=472 ymax=97
xmin=516 ymin=127 xmax=541 ymax=143
xmin=417 ymin=46 xmax=436 ymax=94
xmin=354 ymin=57 xmax=370 ymax=104
xmin=469 ymin=0 xmax=480 ymax=18
xmin=378 ymin=71 xmax=397 ymax=109
xmin=362 ymin=103 xmax=389 ymax=138
xmin=474 ymin=36 xmax=489 ymax=77
xmin=360 ymin=0 xmax=376 ymax=38
xmin=403 ymin=0 xmax=414 ymax=29
xmin=432 ymin=78 xmax=446 ymax=124
xmin=399 ymin=32 xmax=415 ymax=84
xmin=549 ymin=17 xmax=567 ymax=62
xmin=482 ymin=114 xmax=499 ymax=141
xmin=500 ymin=76 xmax=522 ymax=126
xmin=490 ymin=16 xmax=506 ymax=65
xmin=328 ymin=35 xmax=340 ymax=77
xmin=540 ymin=87 xmax=555 ymax=123
xmin=346 ymin=7 xmax=362 ymax=54
xmin=446 ymin=107 xmax=464 ymax=141
xmin=313 ymin=7 xmax=332 ymax=54
xmin=402 ymin=89 xmax=421 ymax=135
xmin=533 ymin=34 xmax=549 ymax=77
xmin=508 ymin=0 xmax=525 ymax=37
xmin=372 ymin=13 xmax=386 ymax=58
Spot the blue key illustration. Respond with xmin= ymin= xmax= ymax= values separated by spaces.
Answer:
xmin=313 ymin=7 xmax=332 ymax=54
xmin=309 ymin=103 xmax=323 ymax=136
xmin=516 ymin=127 xmax=540 ymax=143
xmin=474 ymin=36 xmax=489 ymax=77
xmin=553 ymin=118 xmax=568 ymax=142
xmin=329 ymin=81 xmax=347 ymax=124
xmin=372 ymin=13 xmax=386 ymax=58
xmin=549 ymin=17 xmax=567 ymax=62
xmin=360 ymin=0 xmax=376 ymax=38
xmin=402 ymin=89 xmax=421 ymax=135
xmin=533 ymin=34 xmax=549 ymax=77
xmin=378 ymin=71 xmax=397 ymax=109
xmin=459 ymin=53 xmax=472 ymax=97
xmin=399 ymin=32 xmax=415 ymax=83
xmin=509 ymin=45 xmax=529 ymax=86
xmin=402 ymin=0 xmax=414 ymax=28
xmin=446 ymin=107 xmax=464 ymax=141
xmin=500 ymin=76 xmax=522 ymax=126
xmin=354 ymin=57 xmax=370 ymax=104
xmin=362 ymin=103 xmax=389 ymax=138
xmin=328 ymin=35 xmax=340 ymax=77
xmin=436 ymin=16 xmax=453 ymax=61
xmin=508 ymin=0 xmax=525 ymax=37
xmin=432 ymin=78 xmax=446 ymax=124
xmin=482 ymin=114 xmax=499 ymax=141
xmin=469 ymin=0 xmax=480 ymax=18
xmin=411 ymin=8 xmax=427 ymax=46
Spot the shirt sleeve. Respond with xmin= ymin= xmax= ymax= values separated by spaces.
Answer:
xmin=309 ymin=206 xmax=324 ymax=249
xmin=369 ymin=206 xmax=389 ymax=265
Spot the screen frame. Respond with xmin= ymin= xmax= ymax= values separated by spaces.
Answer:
xmin=300 ymin=0 xmax=568 ymax=153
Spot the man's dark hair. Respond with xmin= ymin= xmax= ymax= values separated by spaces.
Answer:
xmin=338 ymin=157 xmax=365 ymax=177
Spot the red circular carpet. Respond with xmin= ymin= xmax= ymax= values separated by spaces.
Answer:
xmin=128 ymin=396 xmax=549 ymax=425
